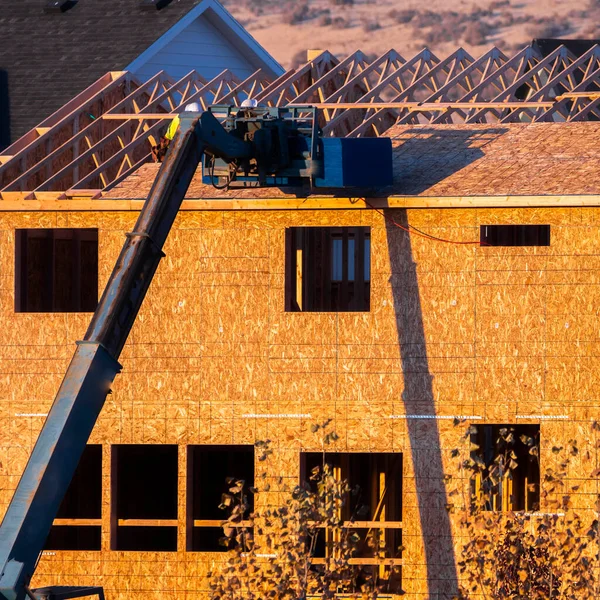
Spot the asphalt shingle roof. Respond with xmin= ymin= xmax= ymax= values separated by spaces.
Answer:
xmin=0 ymin=0 xmax=201 ymax=144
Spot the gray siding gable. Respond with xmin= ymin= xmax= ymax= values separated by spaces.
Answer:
xmin=133 ymin=14 xmax=256 ymax=81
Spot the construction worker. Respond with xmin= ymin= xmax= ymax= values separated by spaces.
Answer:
xmin=152 ymin=102 xmax=201 ymax=162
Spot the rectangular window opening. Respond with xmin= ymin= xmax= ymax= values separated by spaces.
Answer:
xmin=471 ymin=424 xmax=540 ymax=512
xmin=45 ymin=445 xmax=102 ymax=551
xmin=286 ymin=227 xmax=371 ymax=312
xmin=480 ymin=225 xmax=550 ymax=247
xmin=187 ymin=445 xmax=254 ymax=552
xmin=300 ymin=452 xmax=402 ymax=593
xmin=15 ymin=228 xmax=98 ymax=313
xmin=112 ymin=445 xmax=178 ymax=551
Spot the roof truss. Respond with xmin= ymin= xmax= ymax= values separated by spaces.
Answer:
xmin=4 ymin=43 xmax=600 ymax=195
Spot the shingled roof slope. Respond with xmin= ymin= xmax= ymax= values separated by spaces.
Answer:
xmin=0 ymin=0 xmax=202 ymax=142
xmin=103 ymin=122 xmax=600 ymax=199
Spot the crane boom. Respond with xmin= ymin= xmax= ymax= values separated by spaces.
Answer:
xmin=0 ymin=111 xmax=250 ymax=600
xmin=0 ymin=105 xmax=393 ymax=600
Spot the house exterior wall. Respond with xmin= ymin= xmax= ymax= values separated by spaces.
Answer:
xmin=132 ymin=15 xmax=258 ymax=82
xmin=0 ymin=206 xmax=598 ymax=600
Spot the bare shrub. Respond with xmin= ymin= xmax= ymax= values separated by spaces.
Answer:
xmin=526 ymin=18 xmax=571 ymax=39
xmin=362 ymin=18 xmax=381 ymax=33
xmin=208 ymin=423 xmax=385 ymax=600
xmin=412 ymin=10 xmax=443 ymax=29
xmin=448 ymin=422 xmax=600 ymax=599
xmin=318 ymin=13 xmax=332 ymax=27
xmin=464 ymin=21 xmax=490 ymax=46
xmin=332 ymin=15 xmax=352 ymax=28
xmin=423 ymin=13 xmax=467 ymax=45
xmin=388 ymin=8 xmax=417 ymax=24
xmin=282 ymin=2 xmax=310 ymax=25
xmin=498 ymin=10 xmax=515 ymax=27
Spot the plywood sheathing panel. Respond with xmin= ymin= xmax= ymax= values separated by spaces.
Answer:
xmin=103 ymin=123 xmax=600 ymax=202
xmin=0 ymin=207 xmax=597 ymax=600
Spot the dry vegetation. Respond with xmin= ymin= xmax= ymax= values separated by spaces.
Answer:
xmin=209 ymin=421 xmax=600 ymax=599
xmin=221 ymin=0 xmax=600 ymax=69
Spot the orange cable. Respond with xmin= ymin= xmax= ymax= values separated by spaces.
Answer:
xmin=362 ymin=199 xmax=486 ymax=246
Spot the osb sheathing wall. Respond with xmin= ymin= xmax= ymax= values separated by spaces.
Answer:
xmin=0 ymin=206 xmax=599 ymax=600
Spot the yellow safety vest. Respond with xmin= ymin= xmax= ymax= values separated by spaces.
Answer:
xmin=165 ymin=115 xmax=180 ymax=141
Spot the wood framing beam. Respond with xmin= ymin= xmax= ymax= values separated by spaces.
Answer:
xmin=310 ymin=558 xmax=403 ymax=566
xmin=214 ymin=69 xmax=272 ymax=104
xmin=0 ymin=71 xmax=133 ymax=179
xmin=33 ymin=120 xmax=133 ymax=191
xmin=104 ymin=70 xmax=174 ymax=116
xmin=117 ymin=519 xmax=178 ymax=527
xmin=2 ymin=195 xmax=600 ymax=210
xmin=70 ymin=119 xmax=165 ymax=189
xmin=53 ymin=519 xmax=102 ymax=526
xmin=137 ymin=70 xmax=208 ymax=114
xmin=290 ymin=101 xmax=554 ymax=109
xmin=193 ymin=520 xmax=253 ymax=527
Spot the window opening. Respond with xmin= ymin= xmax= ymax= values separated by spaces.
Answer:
xmin=187 ymin=445 xmax=254 ymax=552
xmin=15 ymin=228 xmax=98 ymax=312
xmin=471 ymin=424 xmax=540 ymax=511
xmin=480 ymin=225 xmax=550 ymax=247
xmin=301 ymin=452 xmax=402 ymax=592
xmin=45 ymin=445 xmax=102 ymax=551
xmin=286 ymin=227 xmax=370 ymax=312
xmin=112 ymin=445 xmax=178 ymax=551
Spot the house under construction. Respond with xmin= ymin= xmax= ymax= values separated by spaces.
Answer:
xmin=1 ymin=42 xmax=600 ymax=599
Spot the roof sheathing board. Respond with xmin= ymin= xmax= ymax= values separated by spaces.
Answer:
xmin=5 ymin=43 xmax=600 ymax=201
xmin=103 ymin=123 xmax=600 ymax=200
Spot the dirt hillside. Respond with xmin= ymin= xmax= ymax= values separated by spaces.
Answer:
xmin=222 ymin=0 xmax=600 ymax=68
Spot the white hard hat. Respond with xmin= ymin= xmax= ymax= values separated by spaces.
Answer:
xmin=184 ymin=102 xmax=201 ymax=112
xmin=240 ymin=98 xmax=258 ymax=108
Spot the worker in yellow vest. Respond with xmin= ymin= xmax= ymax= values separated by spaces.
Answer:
xmin=152 ymin=102 xmax=202 ymax=162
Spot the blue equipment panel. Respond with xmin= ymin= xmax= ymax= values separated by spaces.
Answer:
xmin=315 ymin=137 xmax=394 ymax=189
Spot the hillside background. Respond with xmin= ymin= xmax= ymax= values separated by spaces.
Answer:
xmin=222 ymin=0 xmax=600 ymax=68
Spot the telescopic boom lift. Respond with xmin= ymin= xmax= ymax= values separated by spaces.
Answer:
xmin=0 ymin=106 xmax=392 ymax=600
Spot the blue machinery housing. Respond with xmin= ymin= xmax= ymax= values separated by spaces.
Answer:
xmin=201 ymin=105 xmax=393 ymax=189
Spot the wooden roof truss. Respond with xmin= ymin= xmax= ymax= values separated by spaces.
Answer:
xmin=3 ymin=44 xmax=600 ymax=195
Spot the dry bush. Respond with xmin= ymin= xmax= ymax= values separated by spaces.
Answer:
xmin=463 ymin=21 xmax=490 ymax=46
xmin=413 ymin=8 xmax=497 ymax=46
xmin=318 ymin=13 xmax=332 ymax=27
xmin=423 ymin=14 xmax=467 ymax=45
xmin=388 ymin=8 xmax=417 ymax=24
xmin=490 ymin=0 xmax=510 ymax=8
xmin=526 ymin=17 xmax=571 ymax=39
xmin=412 ymin=10 xmax=443 ymax=29
xmin=497 ymin=10 xmax=515 ymax=27
xmin=282 ymin=2 xmax=311 ymax=25
xmin=448 ymin=422 xmax=600 ymax=599
xmin=330 ymin=0 xmax=354 ymax=5
xmin=209 ymin=422 xmax=387 ymax=600
xmin=362 ymin=18 xmax=381 ymax=33
xmin=331 ymin=15 xmax=352 ymax=29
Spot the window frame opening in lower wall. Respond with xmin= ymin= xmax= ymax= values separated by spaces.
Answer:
xmin=45 ymin=444 xmax=102 ymax=551
xmin=480 ymin=224 xmax=551 ymax=247
xmin=285 ymin=226 xmax=371 ymax=312
xmin=15 ymin=228 xmax=99 ymax=313
xmin=187 ymin=445 xmax=255 ymax=552
xmin=111 ymin=444 xmax=179 ymax=552
xmin=300 ymin=452 xmax=402 ymax=592
xmin=470 ymin=424 xmax=540 ymax=512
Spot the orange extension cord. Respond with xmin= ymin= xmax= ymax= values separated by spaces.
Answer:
xmin=361 ymin=199 xmax=487 ymax=246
